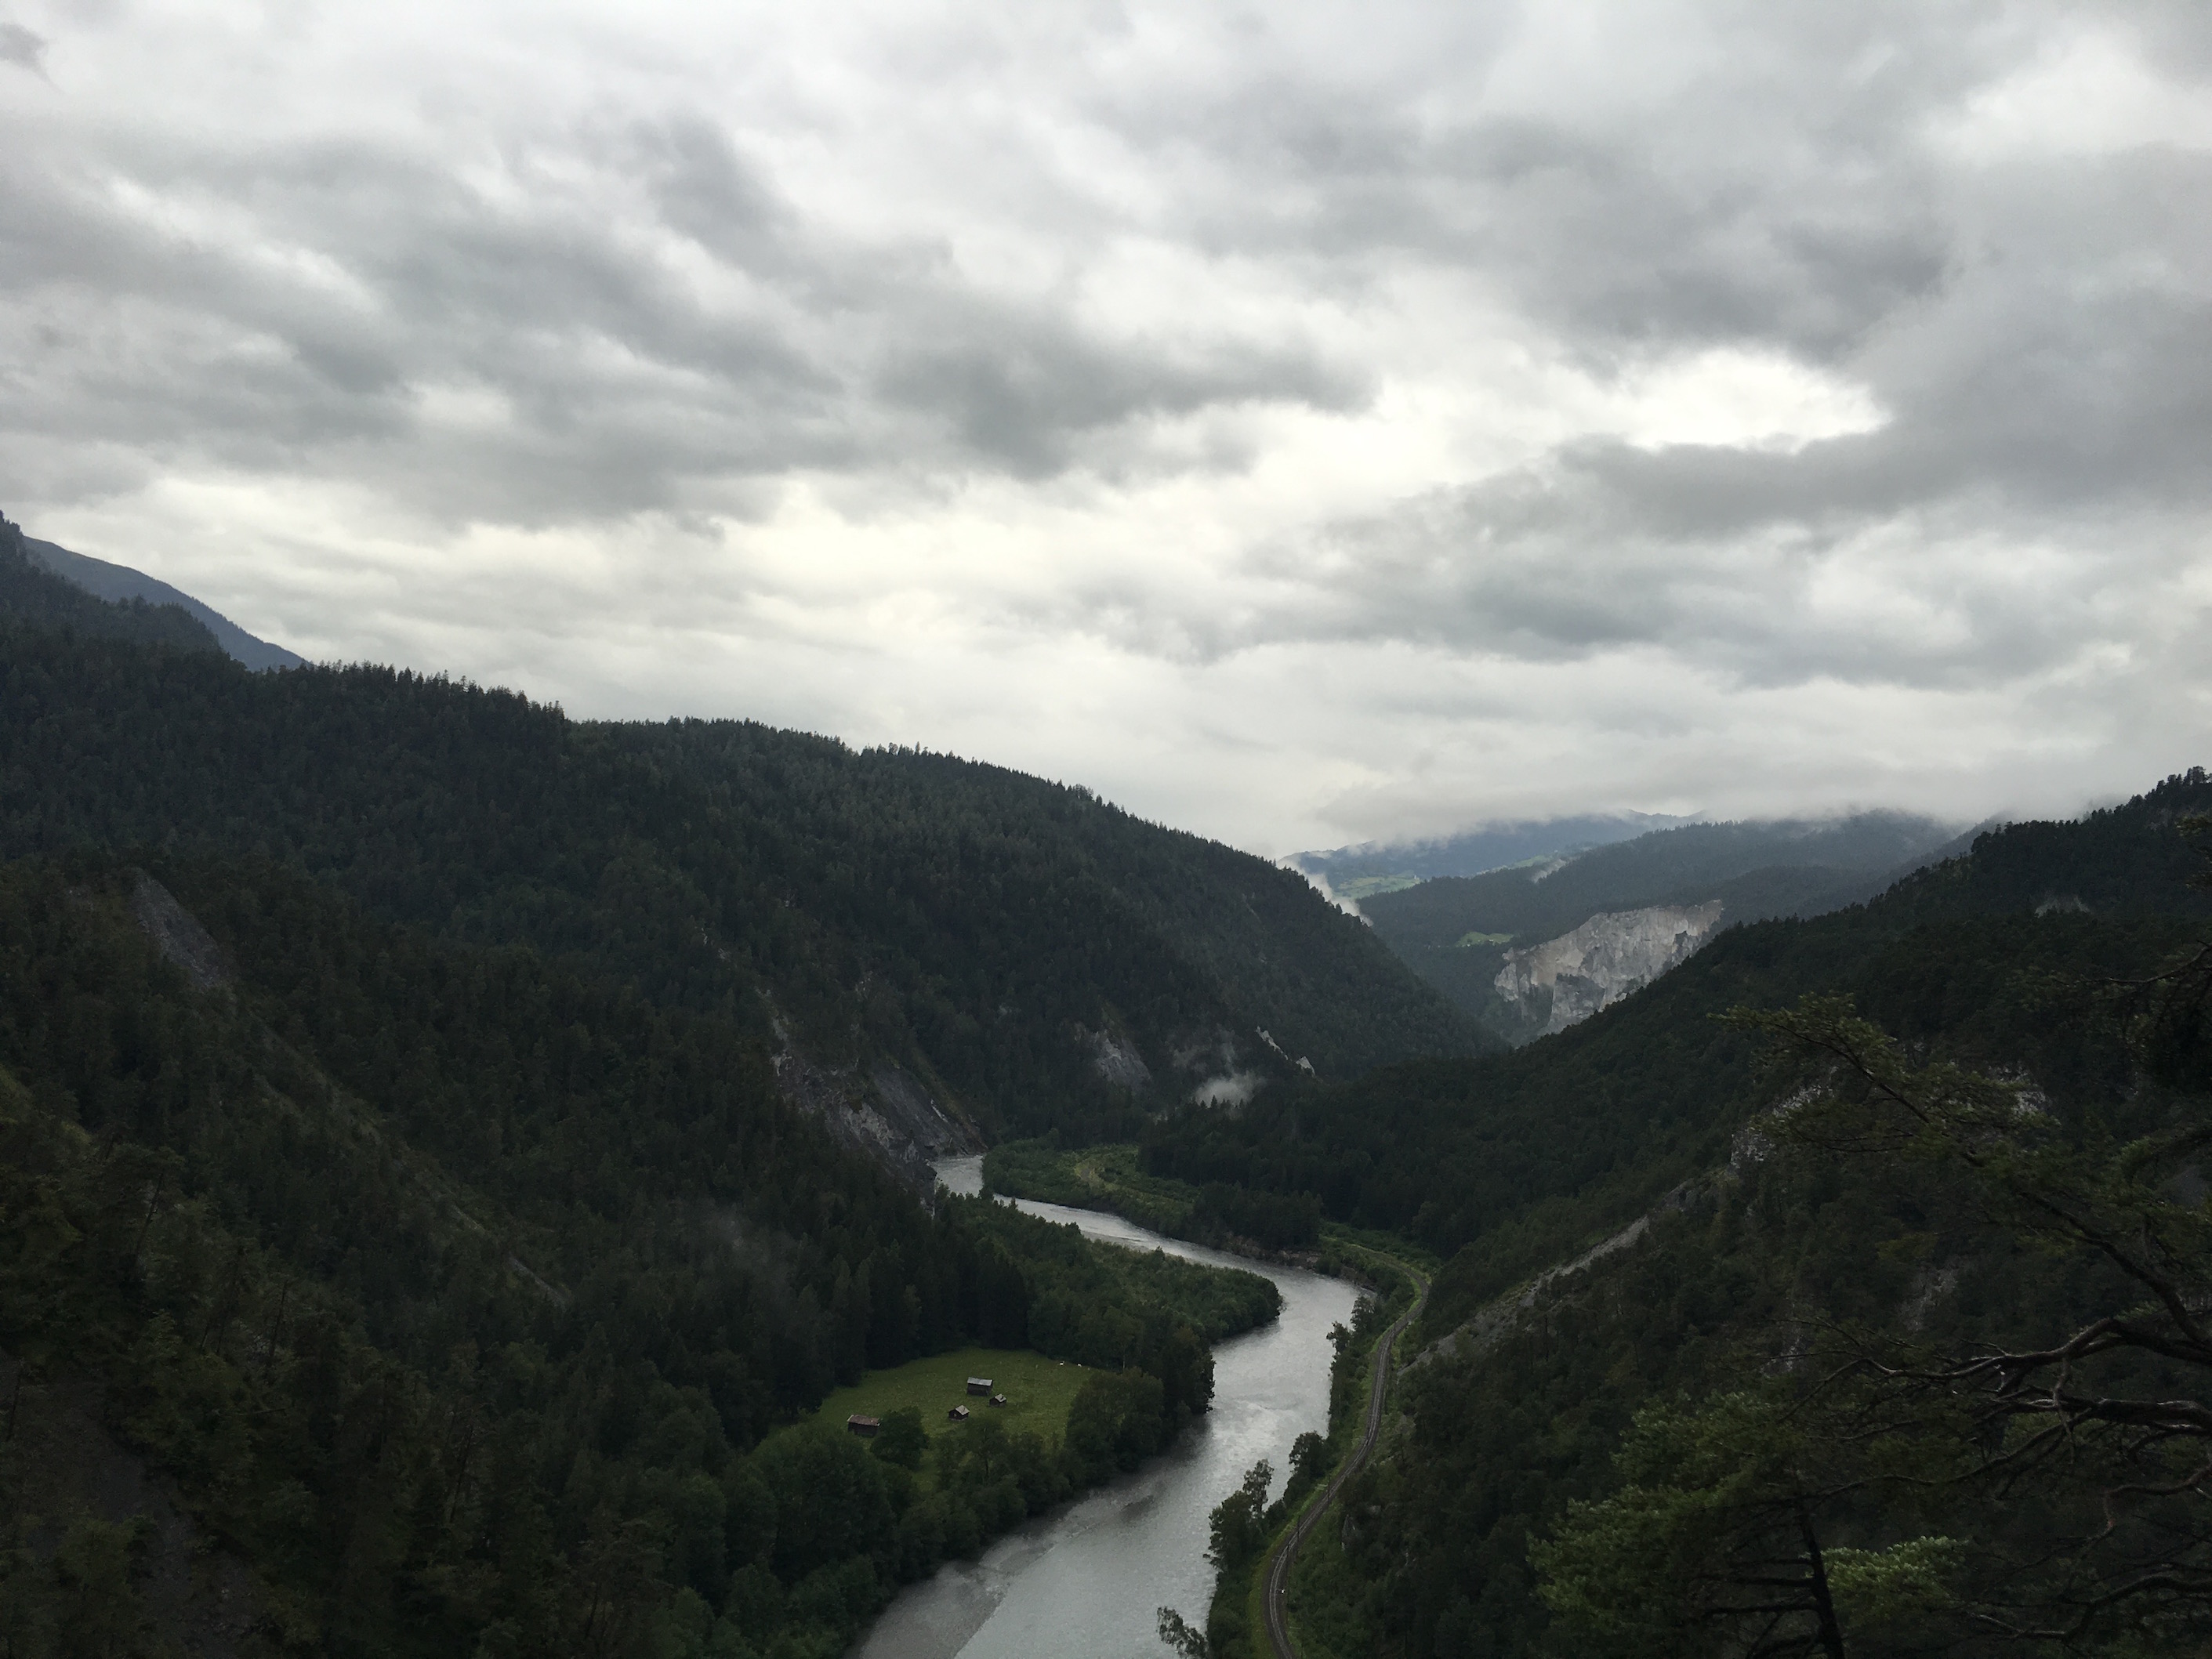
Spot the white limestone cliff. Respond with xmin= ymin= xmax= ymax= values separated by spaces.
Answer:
xmin=1495 ymin=901 xmax=1726 ymax=1035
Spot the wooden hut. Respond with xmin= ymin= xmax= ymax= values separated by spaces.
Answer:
xmin=947 ymin=1404 xmax=970 ymax=1422
xmin=846 ymin=1414 xmax=880 ymax=1437
xmin=966 ymin=1376 xmax=993 ymax=1396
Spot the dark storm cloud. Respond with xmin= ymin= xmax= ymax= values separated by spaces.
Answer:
xmin=0 ymin=22 xmax=44 ymax=76
xmin=1243 ymin=322 xmax=2212 ymax=686
xmin=632 ymin=116 xmax=799 ymax=277
xmin=876 ymin=313 xmax=1362 ymax=478
xmin=1 ymin=0 xmax=2209 ymax=851
xmin=0 ymin=81 xmax=1367 ymax=525
xmin=1081 ymin=5 xmax=1985 ymax=361
xmin=3 ymin=0 xmax=2200 ymax=543
xmin=0 ymin=119 xmax=864 ymax=521
xmin=1010 ymin=5 xmax=2212 ymax=695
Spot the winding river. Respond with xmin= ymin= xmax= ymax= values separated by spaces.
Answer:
xmin=854 ymin=1158 xmax=1360 ymax=1659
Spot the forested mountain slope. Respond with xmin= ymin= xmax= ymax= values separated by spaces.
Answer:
xmin=1359 ymin=812 xmax=1965 ymax=1039
xmin=0 ymin=545 xmax=1324 ymax=1656
xmin=0 ymin=625 xmax=1485 ymax=1153
xmin=18 ymin=525 xmax=306 ymax=669
xmin=1155 ymin=772 xmax=2212 ymax=1657
xmin=0 ymin=853 xmax=1271 ymax=1657
xmin=1146 ymin=772 xmax=2211 ymax=1294
xmin=2 ymin=513 xmax=225 ymax=660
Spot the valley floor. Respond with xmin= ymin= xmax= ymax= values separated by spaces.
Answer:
xmin=792 ymin=1347 xmax=1097 ymax=1462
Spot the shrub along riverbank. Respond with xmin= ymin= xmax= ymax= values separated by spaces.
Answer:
xmin=982 ymin=1140 xmax=1417 ymax=1279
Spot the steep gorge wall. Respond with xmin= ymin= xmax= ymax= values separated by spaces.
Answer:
xmin=1494 ymin=901 xmax=1725 ymax=1035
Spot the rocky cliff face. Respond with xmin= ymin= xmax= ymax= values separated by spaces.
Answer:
xmin=766 ymin=1013 xmax=985 ymax=1197
xmin=1494 ymin=901 xmax=1725 ymax=1036
xmin=1082 ymin=1025 xmax=1156 ymax=1092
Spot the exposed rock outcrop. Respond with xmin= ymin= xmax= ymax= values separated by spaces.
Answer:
xmin=1253 ymin=1026 xmax=1315 ymax=1077
xmin=766 ymin=1012 xmax=983 ymax=1198
xmin=1495 ymin=901 xmax=1725 ymax=1036
xmin=1412 ymin=1176 xmax=1717 ymax=1372
xmin=1 ymin=1346 xmax=263 ymax=1657
xmin=1082 ymin=1026 xmax=1155 ymax=1092
xmin=129 ymin=872 xmax=232 ymax=991
xmin=868 ymin=1061 xmax=983 ymax=1160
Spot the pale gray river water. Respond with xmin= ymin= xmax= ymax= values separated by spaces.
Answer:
xmin=854 ymin=1157 xmax=1360 ymax=1659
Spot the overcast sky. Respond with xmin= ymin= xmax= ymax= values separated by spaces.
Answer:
xmin=2 ymin=2 xmax=2208 ymax=854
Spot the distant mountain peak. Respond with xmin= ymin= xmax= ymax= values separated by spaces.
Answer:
xmin=20 ymin=529 xmax=303 ymax=671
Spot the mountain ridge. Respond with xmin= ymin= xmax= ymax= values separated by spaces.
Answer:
xmin=20 ymin=526 xmax=305 ymax=670
xmin=1149 ymin=768 xmax=2212 ymax=1657
xmin=1292 ymin=812 xmax=1689 ymax=900
xmin=0 ymin=625 xmax=1490 ymax=1164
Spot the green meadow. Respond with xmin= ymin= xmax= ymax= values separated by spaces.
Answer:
xmin=801 ymin=1346 xmax=1097 ymax=1453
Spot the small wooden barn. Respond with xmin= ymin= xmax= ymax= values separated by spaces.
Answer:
xmin=846 ymin=1414 xmax=880 ymax=1437
xmin=947 ymin=1404 xmax=970 ymax=1422
xmin=966 ymin=1376 xmax=993 ymax=1396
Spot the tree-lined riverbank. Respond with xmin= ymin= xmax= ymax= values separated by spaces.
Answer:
xmin=854 ymin=1162 xmax=1358 ymax=1659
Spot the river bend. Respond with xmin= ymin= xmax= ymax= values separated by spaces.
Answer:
xmin=854 ymin=1158 xmax=1358 ymax=1659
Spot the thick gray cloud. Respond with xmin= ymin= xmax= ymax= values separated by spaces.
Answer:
xmin=0 ymin=22 xmax=42 ymax=76
xmin=0 ymin=0 xmax=2207 ymax=851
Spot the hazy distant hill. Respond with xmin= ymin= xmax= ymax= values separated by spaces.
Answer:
xmin=1362 ymin=811 xmax=1966 ymax=1039
xmin=1292 ymin=811 xmax=1686 ymax=900
xmin=20 ymin=524 xmax=304 ymax=669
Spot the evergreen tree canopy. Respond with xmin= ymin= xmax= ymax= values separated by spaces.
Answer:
xmin=0 ymin=625 xmax=1485 ymax=1145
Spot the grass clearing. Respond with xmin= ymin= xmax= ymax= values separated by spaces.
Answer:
xmin=1321 ymin=1223 xmax=1442 ymax=1277
xmin=797 ymin=1346 xmax=1097 ymax=1455
xmin=984 ymin=1139 xmax=1195 ymax=1237
xmin=989 ymin=1140 xmax=1436 ymax=1290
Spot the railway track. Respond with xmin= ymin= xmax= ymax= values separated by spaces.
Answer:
xmin=1260 ymin=1262 xmax=1429 ymax=1659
